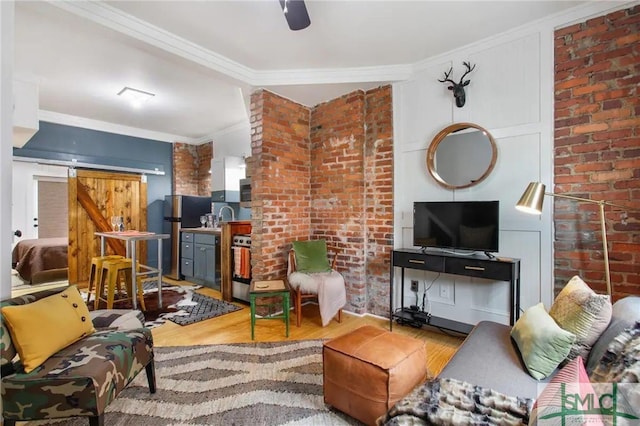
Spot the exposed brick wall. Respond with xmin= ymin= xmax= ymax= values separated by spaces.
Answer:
xmin=196 ymin=141 xmax=213 ymax=196
xmin=554 ymin=5 xmax=640 ymax=300
xmin=250 ymin=87 xmax=394 ymax=316
xmin=364 ymin=86 xmax=394 ymax=316
xmin=250 ymin=90 xmax=311 ymax=282
xmin=172 ymin=141 xmax=213 ymax=196
xmin=172 ymin=142 xmax=198 ymax=195
xmin=310 ymin=92 xmax=367 ymax=314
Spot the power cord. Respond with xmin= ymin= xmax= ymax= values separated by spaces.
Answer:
xmin=421 ymin=273 xmax=440 ymax=314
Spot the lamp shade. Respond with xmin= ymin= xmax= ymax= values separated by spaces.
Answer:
xmin=516 ymin=182 xmax=546 ymax=215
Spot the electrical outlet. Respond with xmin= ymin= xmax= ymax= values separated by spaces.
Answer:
xmin=410 ymin=280 xmax=419 ymax=292
xmin=439 ymin=285 xmax=450 ymax=299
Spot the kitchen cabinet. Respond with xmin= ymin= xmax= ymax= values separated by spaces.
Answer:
xmin=180 ymin=232 xmax=194 ymax=278
xmin=180 ymin=231 xmax=220 ymax=290
xmin=194 ymin=233 xmax=220 ymax=290
xmin=211 ymin=156 xmax=245 ymax=202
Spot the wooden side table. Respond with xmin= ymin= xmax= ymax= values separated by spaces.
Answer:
xmin=249 ymin=280 xmax=290 ymax=340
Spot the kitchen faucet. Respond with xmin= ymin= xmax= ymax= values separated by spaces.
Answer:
xmin=218 ymin=205 xmax=235 ymax=222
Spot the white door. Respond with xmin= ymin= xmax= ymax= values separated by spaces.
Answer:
xmin=12 ymin=161 xmax=68 ymax=245
xmin=36 ymin=178 xmax=68 ymax=238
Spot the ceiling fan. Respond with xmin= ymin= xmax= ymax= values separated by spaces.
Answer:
xmin=279 ymin=0 xmax=311 ymax=31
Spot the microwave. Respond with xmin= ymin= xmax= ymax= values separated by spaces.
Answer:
xmin=239 ymin=178 xmax=251 ymax=206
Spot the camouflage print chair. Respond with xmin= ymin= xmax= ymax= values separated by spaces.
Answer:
xmin=1 ymin=286 xmax=156 ymax=426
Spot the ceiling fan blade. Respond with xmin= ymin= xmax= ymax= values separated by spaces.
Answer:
xmin=279 ymin=0 xmax=311 ymax=31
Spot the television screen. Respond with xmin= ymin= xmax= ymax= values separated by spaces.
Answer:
xmin=413 ymin=201 xmax=499 ymax=252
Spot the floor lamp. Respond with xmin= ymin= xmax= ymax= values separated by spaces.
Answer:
xmin=515 ymin=181 xmax=626 ymax=297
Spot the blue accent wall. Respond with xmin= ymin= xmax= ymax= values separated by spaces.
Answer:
xmin=14 ymin=122 xmax=173 ymax=267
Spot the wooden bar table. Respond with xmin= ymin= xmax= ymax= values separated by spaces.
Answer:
xmin=95 ymin=231 xmax=169 ymax=309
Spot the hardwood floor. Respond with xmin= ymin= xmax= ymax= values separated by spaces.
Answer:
xmin=153 ymin=280 xmax=465 ymax=377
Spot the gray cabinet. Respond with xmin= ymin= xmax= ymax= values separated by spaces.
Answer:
xmin=194 ymin=243 xmax=216 ymax=286
xmin=180 ymin=233 xmax=194 ymax=278
xmin=180 ymin=232 xmax=220 ymax=290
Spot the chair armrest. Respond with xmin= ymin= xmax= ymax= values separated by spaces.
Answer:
xmin=91 ymin=309 xmax=145 ymax=330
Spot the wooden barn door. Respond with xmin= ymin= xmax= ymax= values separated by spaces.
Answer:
xmin=68 ymin=170 xmax=147 ymax=284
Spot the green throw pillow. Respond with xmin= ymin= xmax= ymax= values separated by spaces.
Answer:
xmin=511 ymin=303 xmax=576 ymax=380
xmin=292 ymin=240 xmax=331 ymax=273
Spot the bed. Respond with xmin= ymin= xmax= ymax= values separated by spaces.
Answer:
xmin=11 ymin=238 xmax=69 ymax=284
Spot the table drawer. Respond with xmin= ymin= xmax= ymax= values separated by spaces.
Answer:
xmin=444 ymin=257 xmax=512 ymax=281
xmin=181 ymin=232 xmax=194 ymax=242
xmin=195 ymin=233 xmax=217 ymax=245
xmin=181 ymin=242 xmax=193 ymax=259
xmin=181 ymin=258 xmax=194 ymax=277
xmin=393 ymin=251 xmax=444 ymax=271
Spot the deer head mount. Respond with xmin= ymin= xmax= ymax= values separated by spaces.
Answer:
xmin=438 ymin=62 xmax=476 ymax=108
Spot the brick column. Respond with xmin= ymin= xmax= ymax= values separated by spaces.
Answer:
xmin=249 ymin=86 xmax=394 ymax=315
xmin=364 ymin=86 xmax=394 ymax=316
xmin=250 ymin=90 xmax=311 ymax=281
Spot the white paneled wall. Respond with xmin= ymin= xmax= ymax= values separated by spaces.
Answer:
xmin=393 ymin=27 xmax=554 ymax=326
xmin=392 ymin=0 xmax=634 ymax=324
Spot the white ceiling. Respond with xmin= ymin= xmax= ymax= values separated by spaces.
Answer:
xmin=14 ymin=0 xmax=588 ymax=144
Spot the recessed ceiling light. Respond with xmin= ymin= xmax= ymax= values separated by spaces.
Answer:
xmin=117 ymin=86 xmax=155 ymax=108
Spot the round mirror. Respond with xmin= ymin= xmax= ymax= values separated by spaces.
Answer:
xmin=426 ymin=122 xmax=497 ymax=190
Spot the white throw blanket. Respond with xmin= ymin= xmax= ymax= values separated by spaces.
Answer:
xmin=288 ymin=270 xmax=346 ymax=326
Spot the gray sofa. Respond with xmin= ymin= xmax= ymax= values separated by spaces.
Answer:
xmin=439 ymin=296 xmax=640 ymax=399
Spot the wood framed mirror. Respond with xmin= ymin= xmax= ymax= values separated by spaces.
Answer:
xmin=426 ymin=122 xmax=497 ymax=190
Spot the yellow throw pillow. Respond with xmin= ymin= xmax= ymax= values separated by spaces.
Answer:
xmin=1 ymin=286 xmax=95 ymax=373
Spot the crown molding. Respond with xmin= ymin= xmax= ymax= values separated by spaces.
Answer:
xmin=412 ymin=0 xmax=635 ymax=73
xmin=545 ymin=0 xmax=637 ymax=29
xmin=49 ymin=0 xmax=413 ymax=87
xmin=253 ymin=63 xmax=413 ymax=86
xmin=43 ymin=0 xmax=638 ymax=142
xmin=49 ymin=0 xmax=254 ymax=84
xmin=191 ymin=120 xmax=251 ymax=145
xmin=38 ymin=110 xmax=193 ymax=143
xmin=213 ymin=120 xmax=250 ymax=139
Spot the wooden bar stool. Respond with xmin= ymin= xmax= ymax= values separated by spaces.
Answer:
xmin=95 ymin=259 xmax=146 ymax=311
xmin=87 ymin=255 xmax=124 ymax=305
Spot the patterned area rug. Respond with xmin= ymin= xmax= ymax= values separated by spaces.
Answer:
xmin=26 ymin=340 xmax=362 ymax=425
xmin=153 ymin=290 xmax=242 ymax=326
xmin=86 ymin=282 xmax=241 ymax=329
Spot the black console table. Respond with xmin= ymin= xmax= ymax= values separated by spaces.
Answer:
xmin=389 ymin=249 xmax=521 ymax=333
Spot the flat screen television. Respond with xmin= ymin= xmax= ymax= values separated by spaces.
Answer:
xmin=413 ymin=201 xmax=500 ymax=253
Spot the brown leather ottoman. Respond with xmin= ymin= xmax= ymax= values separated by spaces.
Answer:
xmin=323 ymin=325 xmax=428 ymax=425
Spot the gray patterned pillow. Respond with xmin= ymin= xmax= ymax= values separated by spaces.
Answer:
xmin=588 ymin=322 xmax=640 ymax=422
xmin=589 ymin=321 xmax=640 ymax=384
xmin=549 ymin=276 xmax=612 ymax=361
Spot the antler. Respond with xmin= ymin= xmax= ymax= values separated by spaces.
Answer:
xmin=459 ymin=61 xmax=476 ymax=84
xmin=438 ymin=67 xmax=456 ymax=84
